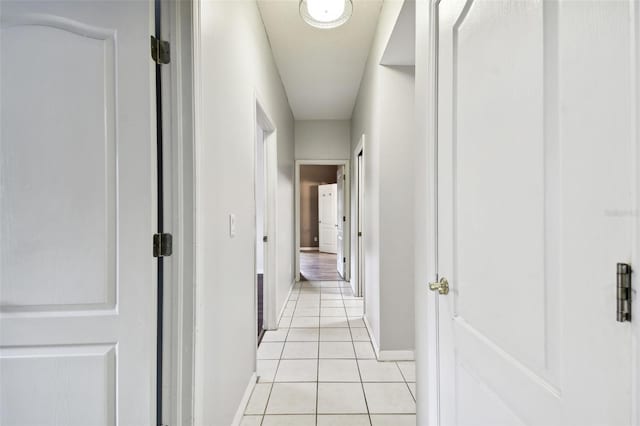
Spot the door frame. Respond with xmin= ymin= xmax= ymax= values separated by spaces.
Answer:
xmin=255 ymin=96 xmax=278 ymax=332
xmin=352 ymin=136 xmax=365 ymax=298
xmin=295 ymin=159 xmax=351 ymax=282
xmin=161 ymin=0 xmax=195 ymax=425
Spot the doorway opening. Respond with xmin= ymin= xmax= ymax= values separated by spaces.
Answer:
xmin=354 ymin=136 xmax=365 ymax=297
xmin=255 ymin=99 xmax=277 ymax=345
xmin=295 ymin=160 xmax=350 ymax=283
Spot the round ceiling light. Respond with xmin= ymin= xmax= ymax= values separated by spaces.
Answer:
xmin=299 ymin=0 xmax=353 ymax=29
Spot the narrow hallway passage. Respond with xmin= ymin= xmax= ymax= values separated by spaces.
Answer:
xmin=243 ymin=281 xmax=415 ymax=425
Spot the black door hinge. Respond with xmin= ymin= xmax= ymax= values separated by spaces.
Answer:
xmin=151 ymin=35 xmax=170 ymax=64
xmin=153 ymin=233 xmax=173 ymax=257
xmin=343 ymin=257 xmax=346 ymax=263
xmin=617 ymin=263 xmax=632 ymax=322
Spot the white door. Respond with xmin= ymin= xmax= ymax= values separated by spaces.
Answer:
xmin=336 ymin=167 xmax=345 ymax=277
xmin=0 ymin=1 xmax=157 ymax=425
xmin=434 ymin=1 xmax=635 ymax=425
xmin=318 ymin=183 xmax=338 ymax=254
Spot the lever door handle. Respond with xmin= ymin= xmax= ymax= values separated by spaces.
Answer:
xmin=428 ymin=277 xmax=449 ymax=295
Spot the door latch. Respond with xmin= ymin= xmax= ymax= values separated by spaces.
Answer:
xmin=617 ymin=263 xmax=632 ymax=322
xmin=429 ymin=277 xmax=449 ymax=295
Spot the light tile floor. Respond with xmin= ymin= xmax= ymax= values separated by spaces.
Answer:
xmin=244 ymin=281 xmax=416 ymax=426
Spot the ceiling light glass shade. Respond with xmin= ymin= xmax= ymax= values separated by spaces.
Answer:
xmin=300 ymin=0 xmax=353 ymax=29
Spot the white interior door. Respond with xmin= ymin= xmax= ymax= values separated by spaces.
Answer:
xmin=0 ymin=1 xmax=156 ymax=425
xmin=434 ymin=1 xmax=636 ymax=425
xmin=318 ymin=183 xmax=338 ymax=254
xmin=336 ymin=167 xmax=345 ymax=277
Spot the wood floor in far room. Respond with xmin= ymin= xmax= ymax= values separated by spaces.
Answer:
xmin=300 ymin=250 xmax=342 ymax=281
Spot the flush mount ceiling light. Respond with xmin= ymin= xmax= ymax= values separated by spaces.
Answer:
xmin=299 ymin=0 xmax=353 ymax=29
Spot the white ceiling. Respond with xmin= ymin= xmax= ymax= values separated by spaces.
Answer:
xmin=258 ymin=0 xmax=383 ymax=120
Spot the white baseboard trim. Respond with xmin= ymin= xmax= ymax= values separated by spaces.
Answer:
xmin=231 ymin=372 xmax=257 ymax=426
xmin=378 ymin=350 xmax=415 ymax=361
xmin=275 ymin=279 xmax=296 ymax=328
xmin=363 ymin=314 xmax=381 ymax=359
xmin=363 ymin=315 xmax=415 ymax=361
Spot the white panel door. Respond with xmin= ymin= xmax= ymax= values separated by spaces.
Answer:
xmin=435 ymin=0 xmax=635 ymax=425
xmin=0 ymin=1 xmax=156 ymax=425
xmin=336 ymin=167 xmax=345 ymax=277
xmin=319 ymin=183 xmax=338 ymax=254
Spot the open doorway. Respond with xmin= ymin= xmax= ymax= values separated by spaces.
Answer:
xmin=295 ymin=161 xmax=350 ymax=282
xmin=353 ymin=136 xmax=365 ymax=298
xmin=255 ymin=99 xmax=277 ymax=344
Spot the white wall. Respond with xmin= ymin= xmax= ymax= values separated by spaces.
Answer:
xmin=194 ymin=1 xmax=295 ymax=424
xmin=295 ymin=120 xmax=351 ymax=160
xmin=350 ymin=0 xmax=415 ymax=354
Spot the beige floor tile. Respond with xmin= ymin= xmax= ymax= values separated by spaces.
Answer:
xmin=397 ymin=361 xmax=416 ymax=382
xmin=407 ymin=382 xmax=416 ymax=400
xmin=318 ymin=359 xmax=361 ymax=382
xmin=320 ymin=317 xmax=350 ymax=328
xmin=261 ymin=415 xmax=316 ymax=426
xmin=266 ymin=383 xmax=317 ymax=414
xmin=319 ymin=341 xmax=356 ymax=359
xmin=358 ymin=360 xmax=404 ymax=382
xmin=257 ymin=342 xmax=285 ymax=360
xmin=240 ymin=415 xmax=262 ymax=426
xmin=363 ymin=383 xmax=416 ymax=414
xmin=353 ymin=341 xmax=376 ymax=359
xmin=282 ymin=341 xmax=319 ymax=359
xmin=370 ymin=414 xmax=417 ymax=426
xmin=287 ymin=327 xmax=319 ymax=342
xmin=245 ymin=383 xmax=272 ymax=415
xmin=262 ymin=328 xmax=289 ymax=342
xmin=317 ymin=414 xmax=371 ymax=426
xmin=320 ymin=328 xmax=352 ymax=341
xmin=290 ymin=316 xmax=320 ymax=328
xmin=257 ymin=359 xmax=279 ymax=382
xmin=275 ymin=359 xmax=318 ymax=382
xmin=350 ymin=328 xmax=371 ymax=341
xmin=317 ymin=383 xmax=368 ymax=414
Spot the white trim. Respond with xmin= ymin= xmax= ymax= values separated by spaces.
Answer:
xmin=363 ymin=314 xmax=380 ymax=359
xmin=632 ymin=0 xmax=640 ymax=422
xmin=163 ymin=1 xmax=196 ymax=425
xmin=230 ymin=373 xmax=258 ymax=426
xmin=378 ymin=350 xmax=415 ymax=362
xmin=352 ymin=135 xmax=365 ymax=298
xmin=364 ymin=308 xmax=414 ymax=362
xmin=191 ymin=0 xmax=205 ymax=423
xmin=276 ymin=280 xmax=297 ymax=325
xmin=295 ymin=159 xmax=351 ymax=282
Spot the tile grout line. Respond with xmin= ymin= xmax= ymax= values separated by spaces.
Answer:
xmin=258 ymin=283 xmax=300 ymax=425
xmin=341 ymin=282 xmax=373 ymax=426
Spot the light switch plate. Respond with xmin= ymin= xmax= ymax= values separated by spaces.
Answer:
xmin=229 ymin=214 xmax=236 ymax=238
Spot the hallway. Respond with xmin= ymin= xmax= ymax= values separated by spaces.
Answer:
xmin=243 ymin=281 xmax=415 ymax=425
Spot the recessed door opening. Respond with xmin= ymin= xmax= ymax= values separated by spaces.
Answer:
xmin=355 ymin=143 xmax=364 ymax=298
xmin=295 ymin=161 xmax=350 ymax=283
xmin=255 ymin=127 xmax=266 ymax=342
xmin=255 ymin=99 xmax=277 ymax=346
